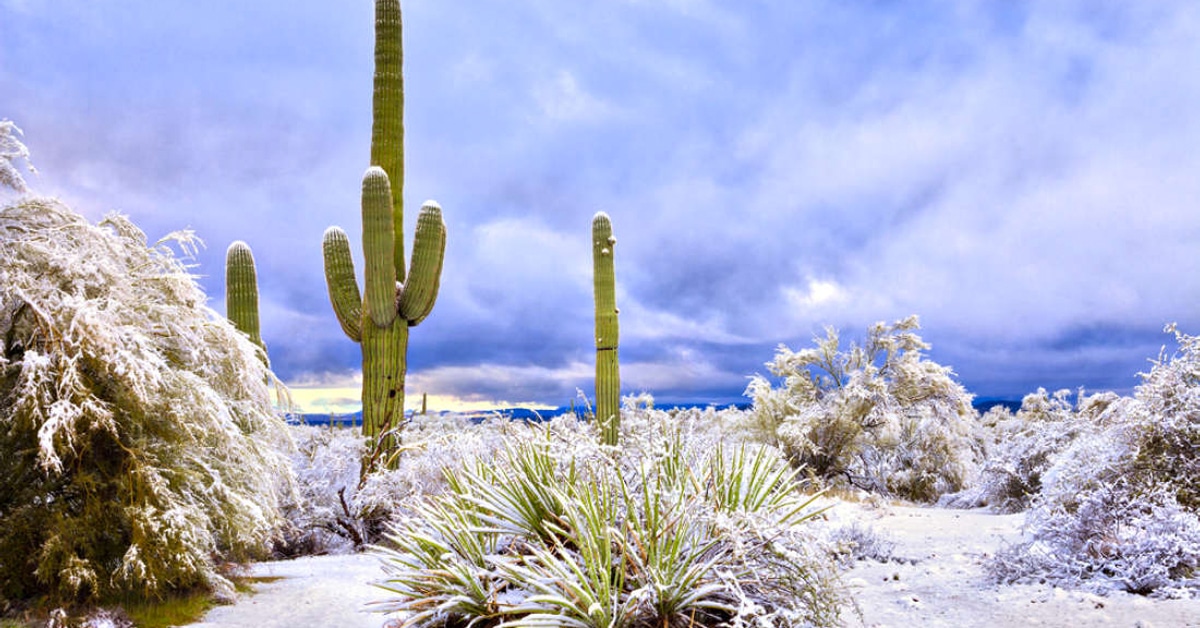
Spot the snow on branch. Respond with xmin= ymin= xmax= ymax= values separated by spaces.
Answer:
xmin=0 ymin=196 xmax=293 ymax=602
xmin=0 ymin=119 xmax=36 ymax=194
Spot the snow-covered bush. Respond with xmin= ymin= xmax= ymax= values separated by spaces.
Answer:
xmin=943 ymin=388 xmax=1121 ymax=512
xmin=372 ymin=408 xmax=848 ymax=627
xmin=278 ymin=413 xmax=519 ymax=555
xmin=745 ymin=316 xmax=981 ymax=502
xmin=988 ymin=325 xmax=1200 ymax=597
xmin=280 ymin=397 xmax=748 ymax=556
xmin=0 ymin=198 xmax=293 ymax=604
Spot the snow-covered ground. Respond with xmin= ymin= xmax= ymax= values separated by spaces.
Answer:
xmin=188 ymin=502 xmax=1200 ymax=628
xmin=187 ymin=555 xmax=386 ymax=628
xmin=835 ymin=502 xmax=1200 ymax=626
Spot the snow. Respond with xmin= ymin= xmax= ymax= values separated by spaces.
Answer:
xmin=187 ymin=502 xmax=1200 ymax=628
xmin=837 ymin=502 xmax=1200 ymax=627
xmin=188 ymin=555 xmax=387 ymax=628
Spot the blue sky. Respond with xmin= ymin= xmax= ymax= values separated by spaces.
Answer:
xmin=4 ymin=1 xmax=1200 ymax=412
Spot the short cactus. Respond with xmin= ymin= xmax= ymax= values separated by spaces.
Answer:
xmin=322 ymin=0 xmax=446 ymax=469
xmin=592 ymin=212 xmax=620 ymax=445
xmin=225 ymin=240 xmax=267 ymax=365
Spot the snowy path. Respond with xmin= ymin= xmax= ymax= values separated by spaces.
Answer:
xmin=188 ymin=504 xmax=1200 ymax=628
xmin=187 ymin=554 xmax=390 ymax=628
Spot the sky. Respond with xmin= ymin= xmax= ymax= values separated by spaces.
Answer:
xmin=4 ymin=0 xmax=1200 ymax=413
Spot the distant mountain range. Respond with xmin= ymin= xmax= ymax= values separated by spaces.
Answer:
xmin=290 ymin=398 xmax=1023 ymax=427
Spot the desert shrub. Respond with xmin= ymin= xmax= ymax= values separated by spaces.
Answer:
xmin=371 ymin=408 xmax=849 ymax=627
xmin=988 ymin=325 xmax=1200 ymax=597
xmin=0 ymin=198 xmax=293 ymax=605
xmin=744 ymin=316 xmax=981 ymax=502
xmin=277 ymin=413 xmax=520 ymax=555
xmin=943 ymin=388 xmax=1122 ymax=512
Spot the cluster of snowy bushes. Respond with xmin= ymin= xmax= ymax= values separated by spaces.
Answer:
xmin=744 ymin=316 xmax=982 ymax=503
xmin=742 ymin=316 xmax=1200 ymax=598
xmin=963 ymin=327 xmax=1200 ymax=597
xmin=0 ymin=197 xmax=293 ymax=606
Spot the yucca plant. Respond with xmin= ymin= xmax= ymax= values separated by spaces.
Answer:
xmin=371 ymin=415 xmax=844 ymax=627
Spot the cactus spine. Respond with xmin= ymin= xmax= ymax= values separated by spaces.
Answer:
xmin=322 ymin=0 xmax=446 ymax=468
xmin=592 ymin=212 xmax=620 ymax=446
xmin=225 ymin=241 xmax=268 ymax=365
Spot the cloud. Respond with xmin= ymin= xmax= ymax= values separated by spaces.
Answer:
xmin=7 ymin=0 xmax=1200 ymax=408
xmin=533 ymin=71 xmax=622 ymax=123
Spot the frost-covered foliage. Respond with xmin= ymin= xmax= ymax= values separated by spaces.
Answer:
xmin=0 ymin=198 xmax=293 ymax=604
xmin=745 ymin=316 xmax=981 ymax=502
xmin=372 ymin=407 xmax=848 ymax=627
xmin=279 ymin=413 xmax=519 ymax=555
xmin=0 ymin=120 xmax=36 ymax=194
xmin=989 ymin=325 xmax=1200 ymax=597
xmin=943 ymin=388 xmax=1122 ymax=513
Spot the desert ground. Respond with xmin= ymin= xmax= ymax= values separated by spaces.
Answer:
xmin=188 ymin=500 xmax=1200 ymax=628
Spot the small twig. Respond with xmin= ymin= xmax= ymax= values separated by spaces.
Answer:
xmin=336 ymin=486 xmax=365 ymax=549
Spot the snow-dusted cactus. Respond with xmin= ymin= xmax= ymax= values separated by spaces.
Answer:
xmin=592 ymin=211 xmax=620 ymax=446
xmin=225 ymin=240 xmax=267 ymax=364
xmin=322 ymin=0 xmax=446 ymax=468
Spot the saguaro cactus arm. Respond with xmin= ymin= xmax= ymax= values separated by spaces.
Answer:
xmin=322 ymin=227 xmax=363 ymax=342
xmin=398 ymin=200 xmax=446 ymax=326
xmin=592 ymin=211 xmax=620 ymax=446
xmin=225 ymin=241 xmax=263 ymax=350
xmin=362 ymin=167 xmax=399 ymax=328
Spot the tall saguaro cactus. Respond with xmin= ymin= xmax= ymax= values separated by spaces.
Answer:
xmin=225 ymin=240 xmax=268 ymax=365
xmin=592 ymin=212 xmax=620 ymax=446
xmin=322 ymin=0 xmax=446 ymax=466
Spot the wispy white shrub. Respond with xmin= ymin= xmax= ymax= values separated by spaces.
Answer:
xmin=745 ymin=316 xmax=981 ymax=502
xmin=988 ymin=325 xmax=1200 ymax=597
xmin=0 ymin=197 xmax=293 ymax=603
xmin=0 ymin=119 xmax=36 ymax=194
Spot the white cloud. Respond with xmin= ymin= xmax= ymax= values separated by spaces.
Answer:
xmin=783 ymin=278 xmax=849 ymax=311
xmin=533 ymin=70 xmax=621 ymax=123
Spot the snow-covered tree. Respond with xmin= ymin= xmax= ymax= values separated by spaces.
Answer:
xmin=0 ymin=197 xmax=293 ymax=604
xmin=745 ymin=316 xmax=981 ymax=502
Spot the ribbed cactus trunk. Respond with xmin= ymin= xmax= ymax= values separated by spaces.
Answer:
xmin=592 ymin=212 xmax=620 ymax=446
xmin=225 ymin=241 xmax=268 ymax=365
xmin=321 ymin=0 xmax=446 ymax=475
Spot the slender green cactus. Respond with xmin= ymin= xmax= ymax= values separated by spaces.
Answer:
xmin=225 ymin=240 xmax=268 ymax=365
xmin=592 ymin=212 xmax=620 ymax=446
xmin=322 ymin=0 xmax=446 ymax=469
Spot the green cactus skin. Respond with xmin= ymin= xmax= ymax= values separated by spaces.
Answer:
xmin=321 ymin=227 xmax=363 ymax=342
xmin=372 ymin=0 xmax=406 ymax=282
xmin=321 ymin=0 xmax=446 ymax=465
xmin=225 ymin=241 xmax=268 ymax=365
xmin=592 ymin=212 xmax=620 ymax=446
